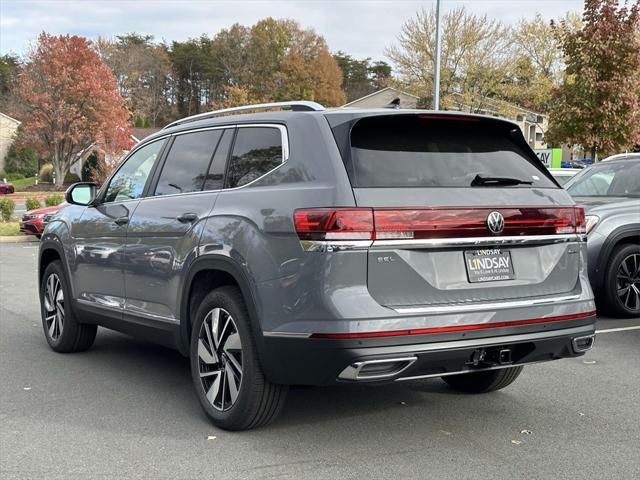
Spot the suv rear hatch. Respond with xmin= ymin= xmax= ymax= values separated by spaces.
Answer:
xmin=327 ymin=113 xmax=586 ymax=309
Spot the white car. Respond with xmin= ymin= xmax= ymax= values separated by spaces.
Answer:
xmin=548 ymin=168 xmax=581 ymax=186
xmin=601 ymin=153 xmax=640 ymax=162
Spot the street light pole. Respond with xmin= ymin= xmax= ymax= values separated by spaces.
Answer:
xmin=433 ymin=0 xmax=442 ymax=110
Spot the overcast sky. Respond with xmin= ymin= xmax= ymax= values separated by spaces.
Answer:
xmin=1 ymin=0 xmax=583 ymax=60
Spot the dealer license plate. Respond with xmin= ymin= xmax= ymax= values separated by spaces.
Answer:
xmin=464 ymin=248 xmax=515 ymax=283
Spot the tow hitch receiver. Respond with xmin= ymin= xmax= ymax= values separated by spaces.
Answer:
xmin=467 ymin=347 xmax=513 ymax=367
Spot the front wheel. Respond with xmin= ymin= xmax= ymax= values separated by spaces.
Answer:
xmin=602 ymin=244 xmax=640 ymax=317
xmin=40 ymin=260 xmax=97 ymax=352
xmin=442 ymin=366 xmax=524 ymax=393
xmin=190 ymin=286 xmax=288 ymax=431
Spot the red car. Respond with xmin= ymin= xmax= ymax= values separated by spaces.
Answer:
xmin=20 ymin=204 xmax=64 ymax=238
xmin=0 ymin=180 xmax=15 ymax=194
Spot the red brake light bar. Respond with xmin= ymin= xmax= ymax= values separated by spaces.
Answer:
xmin=309 ymin=311 xmax=597 ymax=339
xmin=294 ymin=207 xmax=586 ymax=241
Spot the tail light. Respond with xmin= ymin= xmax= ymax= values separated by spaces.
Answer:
xmin=293 ymin=208 xmax=374 ymax=240
xmin=294 ymin=206 xmax=587 ymax=241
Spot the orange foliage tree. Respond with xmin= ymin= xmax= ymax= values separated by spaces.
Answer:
xmin=13 ymin=33 xmax=132 ymax=187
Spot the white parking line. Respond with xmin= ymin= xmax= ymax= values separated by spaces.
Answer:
xmin=595 ymin=325 xmax=640 ymax=334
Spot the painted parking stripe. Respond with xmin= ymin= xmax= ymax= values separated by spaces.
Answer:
xmin=595 ymin=325 xmax=640 ymax=334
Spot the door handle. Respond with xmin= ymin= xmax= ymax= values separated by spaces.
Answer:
xmin=114 ymin=216 xmax=129 ymax=226
xmin=177 ymin=213 xmax=198 ymax=223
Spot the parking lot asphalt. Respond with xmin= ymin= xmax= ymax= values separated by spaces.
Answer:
xmin=1 ymin=242 xmax=639 ymax=480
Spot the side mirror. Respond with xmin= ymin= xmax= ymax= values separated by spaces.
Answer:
xmin=65 ymin=182 xmax=97 ymax=206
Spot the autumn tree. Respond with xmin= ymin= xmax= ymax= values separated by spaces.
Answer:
xmin=226 ymin=18 xmax=345 ymax=106
xmin=500 ymin=12 xmax=583 ymax=113
xmin=98 ymin=34 xmax=172 ymax=127
xmin=12 ymin=33 xmax=132 ymax=187
xmin=546 ymin=0 xmax=640 ymax=159
xmin=0 ymin=54 xmax=20 ymax=108
xmin=334 ymin=52 xmax=392 ymax=102
xmin=169 ymin=35 xmax=218 ymax=117
xmin=169 ymin=18 xmax=346 ymax=113
xmin=386 ymin=6 xmax=512 ymax=113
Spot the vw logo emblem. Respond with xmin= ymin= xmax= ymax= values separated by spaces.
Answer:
xmin=486 ymin=211 xmax=505 ymax=234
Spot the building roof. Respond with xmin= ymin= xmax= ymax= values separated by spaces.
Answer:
xmin=132 ymin=127 xmax=162 ymax=142
xmin=0 ymin=112 xmax=21 ymax=125
xmin=342 ymin=87 xmax=420 ymax=108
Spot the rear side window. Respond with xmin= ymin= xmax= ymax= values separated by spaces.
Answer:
xmin=154 ymin=129 xmax=222 ymax=196
xmin=226 ymin=127 xmax=283 ymax=188
xmin=203 ymin=129 xmax=233 ymax=191
xmin=347 ymin=116 xmax=555 ymax=188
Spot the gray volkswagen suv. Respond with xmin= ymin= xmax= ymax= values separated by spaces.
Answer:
xmin=38 ymin=102 xmax=596 ymax=430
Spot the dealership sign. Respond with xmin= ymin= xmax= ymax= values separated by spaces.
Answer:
xmin=534 ymin=148 xmax=562 ymax=168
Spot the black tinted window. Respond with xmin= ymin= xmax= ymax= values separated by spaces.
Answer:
xmin=154 ymin=130 xmax=222 ymax=196
xmin=348 ymin=116 xmax=555 ymax=188
xmin=203 ymin=129 xmax=233 ymax=191
xmin=226 ymin=127 xmax=283 ymax=188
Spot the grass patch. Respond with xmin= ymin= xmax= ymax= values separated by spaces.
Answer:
xmin=11 ymin=176 xmax=37 ymax=191
xmin=0 ymin=222 xmax=20 ymax=236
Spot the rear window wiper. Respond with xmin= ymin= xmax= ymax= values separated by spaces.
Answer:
xmin=471 ymin=174 xmax=533 ymax=186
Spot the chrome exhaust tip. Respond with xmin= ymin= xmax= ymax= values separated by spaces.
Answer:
xmin=338 ymin=356 xmax=417 ymax=381
xmin=572 ymin=334 xmax=595 ymax=353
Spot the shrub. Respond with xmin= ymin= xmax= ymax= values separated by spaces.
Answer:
xmin=25 ymin=197 xmax=41 ymax=211
xmin=5 ymin=173 xmax=25 ymax=181
xmin=0 ymin=198 xmax=16 ymax=221
xmin=44 ymin=193 xmax=64 ymax=207
xmin=4 ymin=144 xmax=38 ymax=177
xmin=64 ymin=172 xmax=81 ymax=184
xmin=39 ymin=164 xmax=54 ymax=183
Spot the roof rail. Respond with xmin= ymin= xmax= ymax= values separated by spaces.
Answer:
xmin=162 ymin=101 xmax=326 ymax=130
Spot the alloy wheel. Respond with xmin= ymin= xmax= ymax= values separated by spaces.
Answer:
xmin=197 ymin=308 xmax=243 ymax=411
xmin=616 ymin=253 xmax=640 ymax=312
xmin=44 ymin=273 xmax=64 ymax=341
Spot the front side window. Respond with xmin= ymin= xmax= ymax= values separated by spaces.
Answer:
xmin=226 ymin=127 xmax=283 ymax=188
xmin=104 ymin=140 xmax=164 ymax=203
xmin=154 ymin=129 xmax=223 ymax=196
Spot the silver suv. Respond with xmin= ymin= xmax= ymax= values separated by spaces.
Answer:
xmin=38 ymin=102 xmax=597 ymax=430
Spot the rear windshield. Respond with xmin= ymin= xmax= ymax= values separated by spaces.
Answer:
xmin=347 ymin=115 xmax=555 ymax=188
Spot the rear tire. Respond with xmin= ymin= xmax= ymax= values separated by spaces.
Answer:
xmin=602 ymin=244 xmax=640 ymax=318
xmin=190 ymin=286 xmax=288 ymax=431
xmin=40 ymin=260 xmax=97 ymax=352
xmin=442 ymin=366 xmax=524 ymax=393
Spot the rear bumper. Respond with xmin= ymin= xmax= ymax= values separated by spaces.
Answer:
xmin=259 ymin=316 xmax=596 ymax=385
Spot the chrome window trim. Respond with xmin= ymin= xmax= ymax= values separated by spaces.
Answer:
xmin=126 ymin=123 xmax=289 ymax=201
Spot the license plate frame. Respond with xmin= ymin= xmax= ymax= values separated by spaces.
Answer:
xmin=464 ymin=248 xmax=515 ymax=283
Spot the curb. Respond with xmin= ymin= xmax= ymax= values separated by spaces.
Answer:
xmin=0 ymin=235 xmax=39 ymax=243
